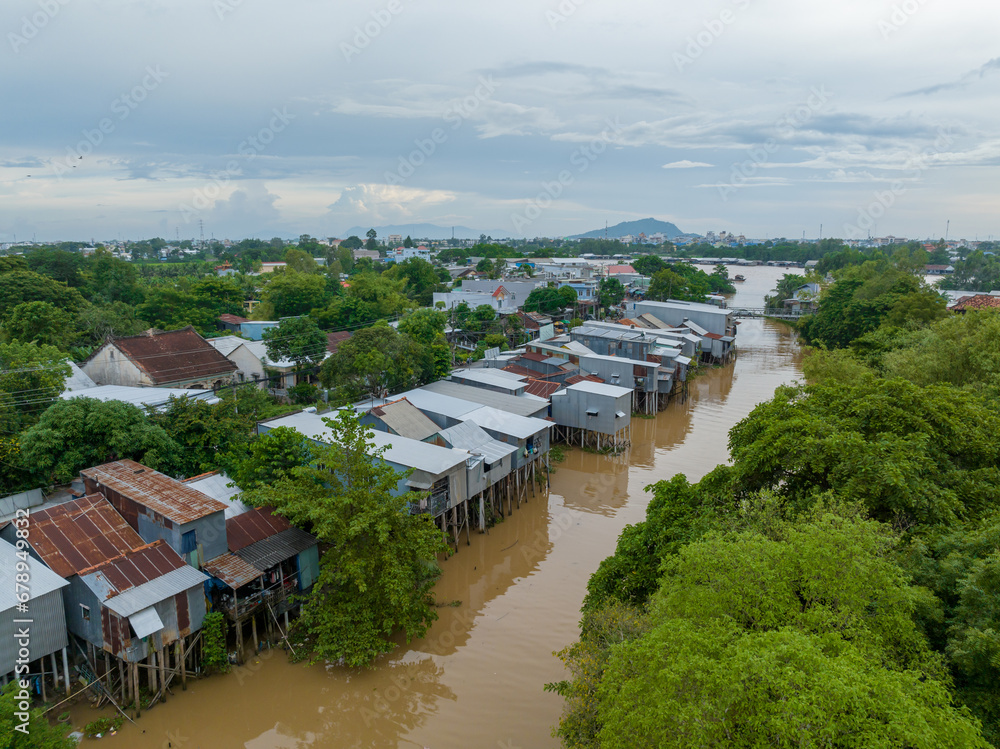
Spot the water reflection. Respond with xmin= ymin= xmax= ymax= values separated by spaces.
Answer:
xmin=555 ymin=449 xmax=632 ymax=516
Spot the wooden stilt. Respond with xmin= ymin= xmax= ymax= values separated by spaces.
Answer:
xmin=133 ymin=661 xmax=141 ymax=718
xmin=251 ymin=615 xmax=259 ymax=653
xmin=179 ymin=638 xmax=187 ymax=690
xmin=51 ymin=651 xmax=59 ymax=691
xmin=119 ymin=658 xmax=127 ymax=702
xmin=158 ymin=647 xmax=167 ymax=702
xmin=63 ymin=647 xmax=71 ymax=698
xmin=40 ymin=658 xmax=47 ymax=703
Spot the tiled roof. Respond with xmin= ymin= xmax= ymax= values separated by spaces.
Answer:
xmin=82 ymin=460 xmax=228 ymax=525
xmin=100 ymin=327 xmax=237 ymax=385
xmin=950 ymin=294 xmax=1000 ymax=311
xmin=27 ymin=494 xmax=144 ymax=578
xmin=219 ymin=314 xmax=249 ymax=325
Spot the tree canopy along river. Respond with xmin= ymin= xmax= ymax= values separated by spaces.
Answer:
xmin=81 ymin=265 xmax=804 ymax=749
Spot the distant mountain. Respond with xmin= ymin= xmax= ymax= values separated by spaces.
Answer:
xmin=571 ymin=218 xmax=684 ymax=240
xmin=341 ymin=224 xmax=511 ymax=241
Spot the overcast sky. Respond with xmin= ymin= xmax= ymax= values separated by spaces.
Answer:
xmin=2 ymin=0 xmax=998 ymax=242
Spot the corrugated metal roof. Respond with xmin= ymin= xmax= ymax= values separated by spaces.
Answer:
xmin=182 ymin=472 xmax=250 ymax=519
xmin=226 ymin=508 xmax=290 ymax=552
xmin=207 ymin=335 xmax=247 ymax=357
xmin=0 ymin=538 xmax=69 ymax=613
xmin=395 ymin=388 xmax=482 ymax=419
xmin=420 ymin=380 xmax=547 ymax=417
xmin=368 ymin=398 xmax=441 ymax=441
xmin=567 ymin=381 xmax=633 ymax=398
xmin=203 ymin=553 xmax=261 ymax=589
xmin=450 ymin=369 xmax=526 ymax=392
xmin=97 ymin=564 xmax=208 ymax=618
xmin=262 ymin=411 xmax=471 ymax=476
xmin=464 ymin=406 xmax=552 ymax=441
xmin=129 ymin=607 xmax=164 ymax=638
xmin=235 ymin=528 xmax=317 ymax=572
xmin=79 ymin=541 xmax=186 ymax=600
xmin=64 ymin=360 xmax=97 ymax=392
xmin=27 ymin=494 xmax=145 ymax=578
xmin=524 ymin=379 xmax=562 ymax=399
xmin=82 ymin=460 xmax=228 ymax=525
xmin=62 ymin=385 xmax=213 ymax=410
xmin=438 ymin=422 xmax=518 ymax=464
xmin=565 ymin=374 xmax=605 ymax=385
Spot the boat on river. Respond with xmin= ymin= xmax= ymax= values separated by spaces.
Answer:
xmin=734 ymin=274 xmax=746 ymax=282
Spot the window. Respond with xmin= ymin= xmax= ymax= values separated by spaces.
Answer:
xmin=80 ymin=604 xmax=90 ymax=622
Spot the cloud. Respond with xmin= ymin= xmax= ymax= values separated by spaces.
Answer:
xmin=662 ymin=160 xmax=713 ymax=169
xmin=897 ymin=57 xmax=1000 ymax=97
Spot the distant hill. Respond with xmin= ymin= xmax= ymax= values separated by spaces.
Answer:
xmin=571 ymin=218 xmax=684 ymax=240
xmin=341 ymin=223 xmax=511 ymax=241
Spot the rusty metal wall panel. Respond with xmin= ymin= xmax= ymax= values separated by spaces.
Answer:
xmin=175 ymin=590 xmax=190 ymax=632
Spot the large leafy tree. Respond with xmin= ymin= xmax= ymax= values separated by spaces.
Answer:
xmin=597 ymin=277 xmax=625 ymax=308
xmin=243 ymin=409 xmax=447 ymax=666
xmin=0 ymin=302 xmax=77 ymax=350
xmin=524 ymin=286 xmax=564 ymax=315
xmin=0 ymin=342 xmax=70 ymax=434
xmin=552 ymin=505 xmax=990 ymax=748
xmin=631 ymin=255 xmax=666 ymax=277
xmin=384 ymin=257 xmax=445 ymax=307
xmin=262 ymin=270 xmax=329 ymax=317
xmin=227 ymin=425 xmax=316 ymax=490
xmin=727 ymin=378 xmax=1000 ymax=526
xmin=262 ymin=316 xmax=328 ymax=372
xmin=19 ymin=398 xmax=179 ymax=484
xmin=319 ymin=322 xmax=429 ymax=403
xmin=398 ymin=309 xmax=451 ymax=380
xmin=0 ymin=271 xmax=86 ymax=319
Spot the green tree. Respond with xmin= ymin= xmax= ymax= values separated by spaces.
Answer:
xmin=524 ymin=287 xmax=564 ymax=315
xmin=138 ymin=287 xmax=218 ymax=334
xmin=365 ymin=228 xmax=378 ymax=252
xmin=0 ymin=271 xmax=87 ymax=319
xmin=597 ymin=277 xmax=626 ymax=308
xmin=631 ymin=255 xmax=665 ymax=277
xmin=284 ymin=247 xmax=319 ymax=274
xmin=319 ymin=322 xmax=430 ymax=403
xmin=0 ymin=681 xmax=75 ymax=748
xmin=262 ymin=270 xmax=329 ymax=317
xmin=398 ymin=309 xmax=451 ymax=380
xmin=384 ymin=257 xmax=445 ymax=307
xmin=227 ymin=425 xmax=316 ymax=490
xmin=340 ymin=235 xmax=363 ymax=250
xmin=82 ymin=249 xmax=143 ymax=305
xmin=75 ymin=302 xmax=149 ymax=346
xmin=0 ymin=342 xmax=71 ymax=435
xmin=0 ymin=302 xmax=77 ymax=350
xmin=243 ymin=409 xmax=448 ymax=666
xmin=262 ymin=316 xmax=328 ymax=374
xmin=20 ymin=398 xmax=179 ymax=484
xmin=403 ymin=235 xmax=414 ymax=248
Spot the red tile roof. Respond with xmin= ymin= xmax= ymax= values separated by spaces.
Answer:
xmin=82 ymin=460 xmax=228 ymax=525
xmin=80 ymin=540 xmax=186 ymax=597
xmin=521 ymin=351 xmax=549 ymax=363
xmin=950 ymin=294 xmax=1000 ymax=311
xmin=97 ymin=326 xmax=237 ymax=385
xmin=27 ymin=495 xmax=145 ymax=578
xmin=607 ymin=265 xmax=636 ymax=274
xmin=226 ymin=507 xmax=290 ymax=552
xmin=219 ymin=314 xmax=249 ymax=325
xmin=502 ymin=364 xmax=536 ymax=378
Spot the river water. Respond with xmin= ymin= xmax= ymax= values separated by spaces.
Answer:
xmin=77 ymin=265 xmax=804 ymax=749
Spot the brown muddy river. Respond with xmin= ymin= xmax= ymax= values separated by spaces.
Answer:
xmin=74 ymin=266 xmax=804 ymax=748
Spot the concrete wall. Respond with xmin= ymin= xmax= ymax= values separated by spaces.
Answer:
xmin=82 ymin=344 xmax=149 ymax=387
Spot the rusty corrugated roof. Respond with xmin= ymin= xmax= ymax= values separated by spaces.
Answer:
xmin=27 ymin=494 xmax=144 ymax=578
xmin=96 ymin=326 xmax=237 ymax=385
xmin=226 ymin=507 xmax=290 ymax=552
xmin=203 ymin=553 xmax=262 ymax=589
xmin=218 ymin=314 xmax=249 ymax=325
xmin=80 ymin=540 xmax=186 ymax=599
xmin=524 ymin=379 xmax=562 ymax=399
xmin=566 ymin=374 xmax=605 ymax=385
xmin=326 ymin=331 xmax=352 ymax=354
xmin=950 ymin=294 xmax=1000 ymax=311
xmin=82 ymin=460 xmax=228 ymax=525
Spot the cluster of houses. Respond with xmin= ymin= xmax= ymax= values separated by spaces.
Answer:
xmin=0 ymin=460 xmax=319 ymax=715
